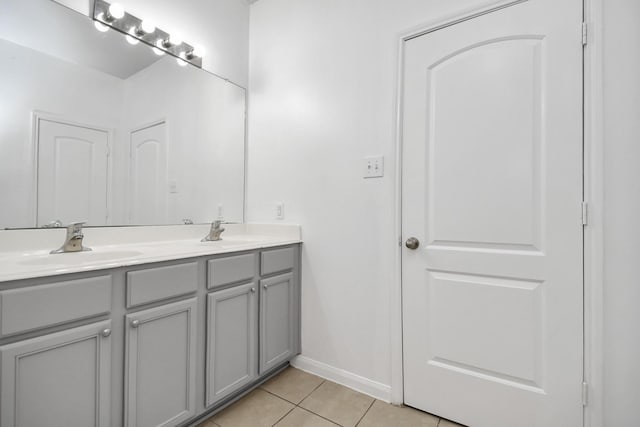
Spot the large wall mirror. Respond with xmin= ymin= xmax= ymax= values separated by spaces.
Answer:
xmin=0 ymin=0 xmax=246 ymax=229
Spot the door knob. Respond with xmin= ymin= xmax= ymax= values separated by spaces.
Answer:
xmin=131 ymin=320 xmax=140 ymax=328
xmin=101 ymin=328 xmax=111 ymax=337
xmin=405 ymin=237 xmax=420 ymax=250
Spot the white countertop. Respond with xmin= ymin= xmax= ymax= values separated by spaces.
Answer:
xmin=0 ymin=223 xmax=301 ymax=282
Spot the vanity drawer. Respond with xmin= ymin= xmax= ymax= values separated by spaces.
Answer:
xmin=261 ymin=247 xmax=295 ymax=276
xmin=208 ymin=254 xmax=256 ymax=289
xmin=126 ymin=262 xmax=198 ymax=308
xmin=0 ymin=275 xmax=112 ymax=337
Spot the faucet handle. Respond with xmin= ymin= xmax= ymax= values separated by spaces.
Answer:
xmin=67 ymin=221 xmax=87 ymax=232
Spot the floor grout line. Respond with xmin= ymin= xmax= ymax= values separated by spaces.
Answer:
xmin=271 ymin=405 xmax=296 ymax=427
xmin=295 ymin=406 xmax=343 ymax=426
xmin=353 ymin=398 xmax=376 ymax=427
xmin=298 ymin=378 xmax=327 ymax=405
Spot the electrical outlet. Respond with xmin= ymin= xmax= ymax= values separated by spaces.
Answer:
xmin=276 ymin=202 xmax=285 ymax=220
xmin=364 ymin=156 xmax=384 ymax=178
xmin=217 ymin=204 xmax=224 ymax=219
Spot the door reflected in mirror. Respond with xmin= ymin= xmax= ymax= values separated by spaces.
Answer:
xmin=0 ymin=0 xmax=246 ymax=229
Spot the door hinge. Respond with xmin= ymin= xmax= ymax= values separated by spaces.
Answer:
xmin=582 ymin=22 xmax=588 ymax=46
xmin=582 ymin=381 xmax=589 ymax=406
xmin=582 ymin=201 xmax=589 ymax=226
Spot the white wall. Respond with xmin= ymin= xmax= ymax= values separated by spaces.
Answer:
xmin=602 ymin=0 xmax=640 ymax=425
xmin=56 ymin=0 xmax=250 ymax=86
xmin=247 ymin=0 xmax=499 ymax=395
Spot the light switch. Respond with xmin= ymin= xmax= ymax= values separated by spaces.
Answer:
xmin=168 ymin=181 xmax=178 ymax=193
xmin=217 ymin=204 xmax=224 ymax=219
xmin=276 ymin=202 xmax=284 ymax=220
xmin=364 ymin=156 xmax=384 ymax=178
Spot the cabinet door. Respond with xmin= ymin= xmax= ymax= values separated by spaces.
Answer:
xmin=260 ymin=272 xmax=295 ymax=373
xmin=206 ymin=282 xmax=258 ymax=406
xmin=0 ymin=320 xmax=112 ymax=427
xmin=125 ymin=298 xmax=197 ymax=427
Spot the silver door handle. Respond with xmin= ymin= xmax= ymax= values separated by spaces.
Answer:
xmin=405 ymin=237 xmax=420 ymax=250
xmin=131 ymin=320 xmax=140 ymax=328
xmin=101 ymin=328 xmax=111 ymax=337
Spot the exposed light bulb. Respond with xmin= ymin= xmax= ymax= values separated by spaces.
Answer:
xmin=140 ymin=20 xmax=156 ymax=34
xmin=170 ymin=35 xmax=184 ymax=46
xmin=152 ymin=47 xmax=165 ymax=56
xmin=192 ymin=45 xmax=205 ymax=57
xmin=125 ymin=27 xmax=139 ymax=44
xmin=94 ymin=19 xmax=109 ymax=32
xmin=176 ymin=52 xmax=188 ymax=66
xmin=108 ymin=3 xmax=125 ymax=20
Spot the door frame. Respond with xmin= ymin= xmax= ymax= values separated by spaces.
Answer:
xmin=31 ymin=111 xmax=114 ymax=227
xmin=390 ymin=1 xmax=604 ymax=425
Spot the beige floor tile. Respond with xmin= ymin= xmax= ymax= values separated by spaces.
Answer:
xmin=261 ymin=367 xmax=325 ymax=404
xmin=275 ymin=407 xmax=339 ymax=427
xmin=299 ymin=381 xmax=374 ymax=427
xmin=212 ymin=389 xmax=294 ymax=427
xmin=357 ymin=400 xmax=439 ymax=427
xmin=438 ymin=419 xmax=466 ymax=427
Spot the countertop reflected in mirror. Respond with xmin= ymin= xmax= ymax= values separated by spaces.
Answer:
xmin=0 ymin=0 xmax=246 ymax=230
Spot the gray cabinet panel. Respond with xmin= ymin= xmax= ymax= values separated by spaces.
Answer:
xmin=0 ymin=320 xmax=112 ymax=427
xmin=260 ymin=272 xmax=295 ymax=373
xmin=260 ymin=247 xmax=295 ymax=276
xmin=0 ymin=275 xmax=111 ymax=336
xmin=126 ymin=262 xmax=197 ymax=308
xmin=125 ymin=298 xmax=197 ymax=427
xmin=206 ymin=282 xmax=258 ymax=406
xmin=207 ymin=253 xmax=256 ymax=289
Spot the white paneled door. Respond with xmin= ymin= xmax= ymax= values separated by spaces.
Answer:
xmin=401 ymin=1 xmax=583 ymax=426
xmin=37 ymin=118 xmax=110 ymax=226
xmin=130 ymin=122 xmax=168 ymax=224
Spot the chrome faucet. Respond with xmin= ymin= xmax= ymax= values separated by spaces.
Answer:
xmin=42 ymin=219 xmax=63 ymax=228
xmin=201 ymin=220 xmax=225 ymax=242
xmin=51 ymin=222 xmax=92 ymax=254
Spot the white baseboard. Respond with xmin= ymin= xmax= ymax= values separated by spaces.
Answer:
xmin=291 ymin=355 xmax=392 ymax=403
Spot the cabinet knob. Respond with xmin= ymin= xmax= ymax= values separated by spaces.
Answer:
xmin=251 ymin=287 xmax=256 ymax=293
xmin=101 ymin=328 xmax=111 ymax=337
xmin=131 ymin=320 xmax=140 ymax=328
xmin=263 ymin=284 xmax=268 ymax=289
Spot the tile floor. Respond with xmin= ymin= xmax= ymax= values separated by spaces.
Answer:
xmin=197 ymin=367 xmax=465 ymax=427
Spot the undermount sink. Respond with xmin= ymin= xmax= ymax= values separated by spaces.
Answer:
xmin=19 ymin=250 xmax=144 ymax=266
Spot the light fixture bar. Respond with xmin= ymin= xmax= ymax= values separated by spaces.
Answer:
xmin=92 ymin=0 xmax=203 ymax=68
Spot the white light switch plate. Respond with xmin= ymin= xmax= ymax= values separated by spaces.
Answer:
xmin=364 ymin=156 xmax=384 ymax=178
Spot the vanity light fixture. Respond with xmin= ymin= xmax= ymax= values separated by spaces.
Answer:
xmin=92 ymin=0 xmax=203 ymax=68
xmin=186 ymin=45 xmax=205 ymax=60
xmin=136 ymin=20 xmax=156 ymax=36
xmin=94 ymin=20 xmax=109 ymax=32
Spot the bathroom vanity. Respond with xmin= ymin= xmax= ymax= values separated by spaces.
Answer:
xmin=0 ymin=224 xmax=302 ymax=427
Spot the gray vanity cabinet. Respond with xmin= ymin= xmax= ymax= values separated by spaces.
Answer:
xmin=260 ymin=272 xmax=296 ymax=373
xmin=0 ymin=320 xmax=112 ymax=427
xmin=124 ymin=298 xmax=198 ymax=427
xmin=205 ymin=282 xmax=258 ymax=406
